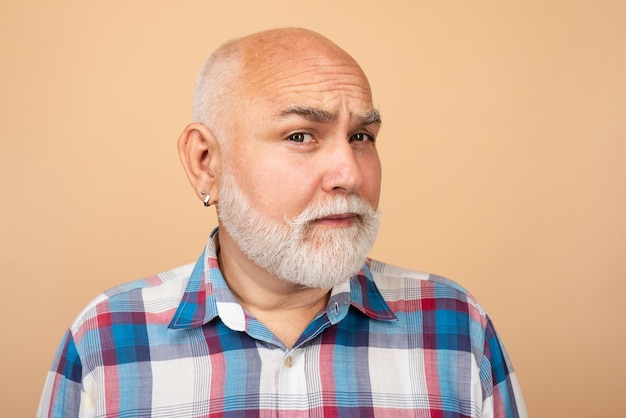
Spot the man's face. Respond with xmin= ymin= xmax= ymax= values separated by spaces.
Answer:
xmin=216 ymin=43 xmax=382 ymax=287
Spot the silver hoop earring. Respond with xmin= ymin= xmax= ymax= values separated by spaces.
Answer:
xmin=203 ymin=194 xmax=211 ymax=207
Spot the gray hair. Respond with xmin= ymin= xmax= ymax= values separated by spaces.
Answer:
xmin=191 ymin=39 xmax=242 ymax=144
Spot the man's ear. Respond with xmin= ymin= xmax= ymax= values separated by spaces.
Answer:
xmin=177 ymin=123 xmax=221 ymax=204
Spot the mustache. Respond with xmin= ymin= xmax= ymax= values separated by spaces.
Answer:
xmin=286 ymin=195 xmax=381 ymax=228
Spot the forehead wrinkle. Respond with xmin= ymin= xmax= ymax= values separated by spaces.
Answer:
xmin=256 ymin=70 xmax=371 ymax=97
xmin=243 ymin=53 xmax=371 ymax=90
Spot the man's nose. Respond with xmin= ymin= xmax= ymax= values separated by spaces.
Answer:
xmin=320 ymin=140 xmax=364 ymax=194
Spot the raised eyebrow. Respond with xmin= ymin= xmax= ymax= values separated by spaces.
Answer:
xmin=358 ymin=109 xmax=382 ymax=126
xmin=277 ymin=106 xmax=335 ymax=123
xmin=276 ymin=106 xmax=381 ymax=126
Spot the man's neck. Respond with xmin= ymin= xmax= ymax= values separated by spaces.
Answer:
xmin=216 ymin=230 xmax=331 ymax=349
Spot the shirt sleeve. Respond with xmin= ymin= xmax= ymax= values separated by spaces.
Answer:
xmin=37 ymin=329 xmax=85 ymax=418
xmin=480 ymin=317 xmax=528 ymax=417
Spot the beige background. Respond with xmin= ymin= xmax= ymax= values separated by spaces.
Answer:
xmin=2 ymin=1 xmax=625 ymax=416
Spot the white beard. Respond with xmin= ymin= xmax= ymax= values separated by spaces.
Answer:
xmin=216 ymin=170 xmax=381 ymax=289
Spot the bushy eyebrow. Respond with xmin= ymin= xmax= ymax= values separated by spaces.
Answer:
xmin=359 ymin=109 xmax=382 ymax=126
xmin=278 ymin=106 xmax=335 ymax=122
xmin=277 ymin=105 xmax=382 ymax=126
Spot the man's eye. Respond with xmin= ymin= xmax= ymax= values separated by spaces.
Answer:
xmin=350 ymin=132 xmax=374 ymax=143
xmin=287 ymin=132 xmax=313 ymax=143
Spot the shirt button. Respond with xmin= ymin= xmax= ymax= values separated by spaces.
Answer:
xmin=283 ymin=355 xmax=294 ymax=368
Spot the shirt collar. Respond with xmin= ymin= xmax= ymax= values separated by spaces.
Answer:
xmin=168 ymin=228 xmax=397 ymax=330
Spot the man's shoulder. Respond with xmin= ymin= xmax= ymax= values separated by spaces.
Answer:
xmin=367 ymin=259 xmax=486 ymax=315
xmin=101 ymin=262 xmax=195 ymax=298
xmin=69 ymin=262 xmax=196 ymax=332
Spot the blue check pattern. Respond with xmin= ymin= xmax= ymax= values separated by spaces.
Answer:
xmin=38 ymin=228 xmax=527 ymax=417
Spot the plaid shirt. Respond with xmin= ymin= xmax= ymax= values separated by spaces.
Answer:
xmin=38 ymin=229 xmax=527 ymax=417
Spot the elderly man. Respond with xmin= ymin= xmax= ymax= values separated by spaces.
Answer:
xmin=38 ymin=28 xmax=527 ymax=417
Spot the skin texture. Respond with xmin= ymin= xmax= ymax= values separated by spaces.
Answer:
xmin=178 ymin=28 xmax=382 ymax=348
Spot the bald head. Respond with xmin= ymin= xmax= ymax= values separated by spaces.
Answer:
xmin=192 ymin=28 xmax=371 ymax=143
xmin=232 ymin=28 xmax=360 ymax=77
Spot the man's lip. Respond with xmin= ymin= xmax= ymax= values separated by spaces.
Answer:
xmin=316 ymin=213 xmax=358 ymax=221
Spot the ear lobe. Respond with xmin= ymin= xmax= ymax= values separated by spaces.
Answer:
xmin=177 ymin=123 xmax=221 ymax=202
